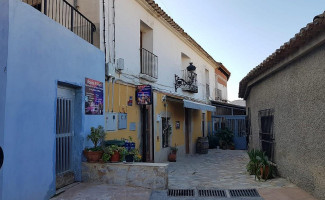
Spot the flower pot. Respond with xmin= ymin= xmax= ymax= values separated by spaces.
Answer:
xmin=84 ymin=150 xmax=103 ymax=163
xmin=260 ymin=165 xmax=270 ymax=180
xmin=125 ymin=154 xmax=134 ymax=162
xmin=168 ymin=153 xmax=176 ymax=162
xmin=110 ymin=151 xmax=120 ymax=162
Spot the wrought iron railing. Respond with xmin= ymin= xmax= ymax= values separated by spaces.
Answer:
xmin=140 ymin=48 xmax=158 ymax=79
xmin=22 ymin=0 xmax=96 ymax=44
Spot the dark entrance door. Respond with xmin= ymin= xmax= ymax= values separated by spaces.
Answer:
xmin=141 ymin=105 xmax=152 ymax=162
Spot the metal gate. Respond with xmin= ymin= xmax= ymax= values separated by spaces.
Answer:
xmin=213 ymin=115 xmax=247 ymax=150
xmin=56 ymin=86 xmax=75 ymax=175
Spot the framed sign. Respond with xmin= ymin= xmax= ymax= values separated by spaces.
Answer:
xmin=176 ymin=121 xmax=180 ymax=129
xmin=136 ymin=85 xmax=152 ymax=105
xmin=85 ymin=78 xmax=103 ymax=115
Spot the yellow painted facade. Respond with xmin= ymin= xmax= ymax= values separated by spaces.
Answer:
xmin=104 ymin=83 xmax=207 ymax=161
xmin=154 ymin=92 xmax=185 ymax=151
xmin=191 ymin=109 xmax=202 ymax=143
xmin=105 ymin=81 xmax=141 ymax=149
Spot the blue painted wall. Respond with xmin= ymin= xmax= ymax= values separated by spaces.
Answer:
xmin=0 ymin=0 xmax=9 ymax=198
xmin=1 ymin=0 xmax=105 ymax=199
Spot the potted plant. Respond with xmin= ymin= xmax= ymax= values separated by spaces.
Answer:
xmin=168 ymin=144 xmax=178 ymax=162
xmin=83 ymin=125 xmax=105 ymax=163
xmin=218 ymin=128 xmax=234 ymax=149
xmin=247 ymin=149 xmax=262 ymax=180
xmin=257 ymin=152 xmax=273 ymax=180
xmin=134 ymin=149 xmax=142 ymax=162
xmin=125 ymin=148 xmax=139 ymax=162
xmin=118 ymin=146 xmax=128 ymax=162
xmin=246 ymin=149 xmax=275 ymax=181
xmin=107 ymin=145 xmax=120 ymax=162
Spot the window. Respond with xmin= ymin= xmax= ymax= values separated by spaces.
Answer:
xmin=181 ymin=53 xmax=191 ymax=70
xmin=258 ymin=109 xmax=275 ymax=162
xmin=216 ymin=89 xmax=222 ymax=100
xmin=140 ymin=21 xmax=157 ymax=79
xmin=162 ymin=117 xmax=171 ymax=148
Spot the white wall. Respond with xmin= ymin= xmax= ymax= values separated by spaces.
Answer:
xmin=104 ymin=0 xmax=222 ymax=103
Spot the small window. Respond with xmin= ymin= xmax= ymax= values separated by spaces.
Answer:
xmin=162 ymin=117 xmax=171 ymax=148
xmin=258 ymin=109 xmax=275 ymax=162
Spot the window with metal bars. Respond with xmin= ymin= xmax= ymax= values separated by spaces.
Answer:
xmin=258 ymin=109 xmax=275 ymax=162
xmin=162 ymin=117 xmax=171 ymax=148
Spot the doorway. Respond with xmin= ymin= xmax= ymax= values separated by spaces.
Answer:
xmin=56 ymin=86 xmax=75 ymax=189
xmin=185 ymin=108 xmax=191 ymax=154
xmin=141 ymin=105 xmax=153 ymax=162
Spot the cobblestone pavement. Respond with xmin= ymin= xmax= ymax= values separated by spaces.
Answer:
xmin=168 ymin=149 xmax=297 ymax=190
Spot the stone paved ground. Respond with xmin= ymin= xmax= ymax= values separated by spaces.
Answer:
xmin=53 ymin=149 xmax=316 ymax=200
xmin=51 ymin=183 xmax=151 ymax=200
xmin=168 ymin=149 xmax=296 ymax=189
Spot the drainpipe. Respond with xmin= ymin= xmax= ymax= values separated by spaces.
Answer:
xmin=106 ymin=76 xmax=110 ymax=113
xmin=111 ymin=77 xmax=115 ymax=112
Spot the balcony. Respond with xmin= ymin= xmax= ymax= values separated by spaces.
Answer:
xmin=22 ymin=0 xmax=96 ymax=44
xmin=140 ymin=48 xmax=158 ymax=81
xmin=175 ymin=70 xmax=198 ymax=93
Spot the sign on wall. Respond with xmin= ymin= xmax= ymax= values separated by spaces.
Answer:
xmin=85 ymin=78 xmax=103 ymax=115
xmin=176 ymin=121 xmax=180 ymax=129
xmin=136 ymin=85 xmax=152 ymax=105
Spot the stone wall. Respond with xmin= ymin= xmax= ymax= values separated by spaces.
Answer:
xmin=82 ymin=162 xmax=168 ymax=189
xmin=246 ymin=42 xmax=325 ymax=200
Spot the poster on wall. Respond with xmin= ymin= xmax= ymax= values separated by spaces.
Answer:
xmin=85 ymin=78 xmax=103 ymax=115
xmin=136 ymin=85 xmax=152 ymax=105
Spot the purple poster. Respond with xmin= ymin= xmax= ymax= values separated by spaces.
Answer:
xmin=85 ymin=78 xmax=103 ymax=115
xmin=136 ymin=85 xmax=152 ymax=105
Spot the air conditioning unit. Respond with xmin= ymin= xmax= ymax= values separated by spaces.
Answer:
xmin=116 ymin=58 xmax=124 ymax=70
xmin=105 ymin=62 xmax=115 ymax=77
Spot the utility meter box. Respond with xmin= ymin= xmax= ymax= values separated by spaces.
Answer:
xmin=118 ymin=113 xmax=127 ymax=129
xmin=105 ymin=112 xmax=118 ymax=131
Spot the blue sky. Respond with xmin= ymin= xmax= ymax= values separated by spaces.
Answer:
xmin=154 ymin=0 xmax=324 ymax=101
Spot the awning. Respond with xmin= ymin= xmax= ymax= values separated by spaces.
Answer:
xmin=183 ymin=100 xmax=216 ymax=112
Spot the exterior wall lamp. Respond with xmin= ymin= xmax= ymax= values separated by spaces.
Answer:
xmin=175 ymin=62 xmax=198 ymax=93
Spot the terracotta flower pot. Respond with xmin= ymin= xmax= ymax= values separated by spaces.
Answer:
xmin=260 ymin=165 xmax=270 ymax=179
xmin=168 ymin=153 xmax=176 ymax=162
xmin=110 ymin=151 xmax=120 ymax=162
xmin=84 ymin=150 xmax=103 ymax=163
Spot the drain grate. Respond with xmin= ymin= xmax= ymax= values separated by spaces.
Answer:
xmin=198 ymin=189 xmax=227 ymax=197
xmin=229 ymin=189 xmax=260 ymax=197
xmin=168 ymin=189 xmax=195 ymax=197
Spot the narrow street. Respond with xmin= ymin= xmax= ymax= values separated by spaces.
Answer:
xmin=54 ymin=149 xmax=317 ymax=200
xmin=168 ymin=149 xmax=293 ymax=189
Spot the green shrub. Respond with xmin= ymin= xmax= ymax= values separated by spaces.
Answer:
xmin=247 ymin=149 xmax=276 ymax=180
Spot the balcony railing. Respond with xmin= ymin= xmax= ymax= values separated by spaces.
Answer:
xmin=140 ymin=48 xmax=158 ymax=79
xmin=181 ymin=70 xmax=198 ymax=93
xmin=22 ymin=0 xmax=96 ymax=44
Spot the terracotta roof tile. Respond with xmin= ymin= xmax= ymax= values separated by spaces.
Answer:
xmin=239 ymin=11 xmax=325 ymax=99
